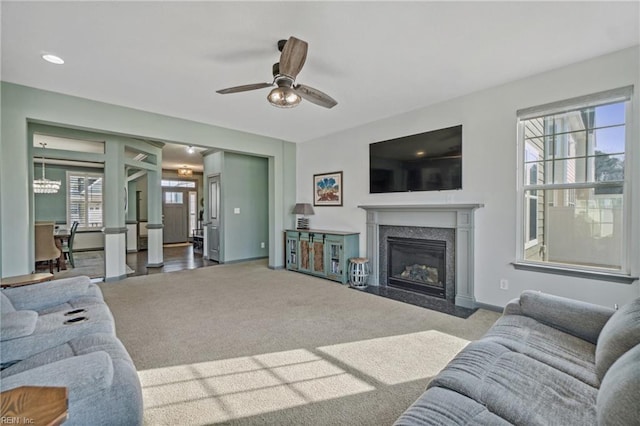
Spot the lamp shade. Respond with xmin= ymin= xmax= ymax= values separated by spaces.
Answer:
xmin=292 ymin=203 xmax=315 ymax=215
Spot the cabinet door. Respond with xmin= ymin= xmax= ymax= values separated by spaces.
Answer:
xmin=312 ymin=241 xmax=325 ymax=275
xmin=299 ymin=238 xmax=311 ymax=272
xmin=286 ymin=235 xmax=298 ymax=270
xmin=326 ymin=239 xmax=343 ymax=281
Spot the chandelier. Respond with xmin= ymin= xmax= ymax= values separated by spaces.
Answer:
xmin=177 ymin=166 xmax=193 ymax=178
xmin=33 ymin=142 xmax=61 ymax=194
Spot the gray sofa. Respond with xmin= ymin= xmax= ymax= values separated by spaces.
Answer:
xmin=395 ymin=290 xmax=640 ymax=425
xmin=1 ymin=276 xmax=142 ymax=425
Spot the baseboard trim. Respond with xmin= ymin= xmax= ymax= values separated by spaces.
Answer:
xmin=146 ymin=262 xmax=164 ymax=268
xmin=474 ymin=302 xmax=504 ymax=313
xmin=104 ymin=274 xmax=128 ymax=282
xmin=223 ymin=256 xmax=268 ymax=265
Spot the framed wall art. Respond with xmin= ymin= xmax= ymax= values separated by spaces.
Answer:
xmin=313 ymin=171 xmax=343 ymax=206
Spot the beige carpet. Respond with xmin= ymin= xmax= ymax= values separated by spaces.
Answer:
xmin=99 ymin=260 xmax=500 ymax=425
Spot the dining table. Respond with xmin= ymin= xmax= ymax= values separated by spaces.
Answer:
xmin=54 ymin=228 xmax=70 ymax=270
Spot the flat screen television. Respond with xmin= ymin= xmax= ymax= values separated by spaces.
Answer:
xmin=369 ymin=125 xmax=462 ymax=193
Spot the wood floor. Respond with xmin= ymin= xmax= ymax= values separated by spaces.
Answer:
xmin=126 ymin=245 xmax=217 ymax=277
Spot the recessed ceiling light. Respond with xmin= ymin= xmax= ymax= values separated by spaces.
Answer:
xmin=187 ymin=146 xmax=195 ymax=154
xmin=42 ymin=54 xmax=64 ymax=65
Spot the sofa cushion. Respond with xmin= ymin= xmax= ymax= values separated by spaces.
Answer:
xmin=597 ymin=343 xmax=640 ymax=426
xmin=394 ymin=387 xmax=512 ymax=426
xmin=0 ymin=351 xmax=114 ymax=400
xmin=484 ymin=315 xmax=598 ymax=386
xmin=0 ymin=303 xmax=115 ymax=362
xmin=595 ymin=297 xmax=640 ymax=381
xmin=428 ymin=340 xmax=598 ymax=425
xmin=37 ymin=296 xmax=106 ymax=315
xmin=1 ymin=291 xmax=16 ymax=313
xmin=2 ymin=276 xmax=103 ymax=312
xmin=0 ymin=310 xmax=38 ymax=340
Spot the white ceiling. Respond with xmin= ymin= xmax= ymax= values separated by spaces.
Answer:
xmin=160 ymin=142 xmax=208 ymax=172
xmin=2 ymin=1 xmax=639 ymax=149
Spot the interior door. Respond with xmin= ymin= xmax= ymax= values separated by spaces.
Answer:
xmin=208 ymin=175 xmax=221 ymax=262
xmin=162 ymin=189 xmax=188 ymax=244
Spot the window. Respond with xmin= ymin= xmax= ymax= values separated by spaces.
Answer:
xmin=67 ymin=172 xmax=103 ymax=229
xmin=161 ymin=179 xmax=196 ymax=188
xmin=516 ymin=86 xmax=632 ymax=276
xmin=163 ymin=191 xmax=184 ymax=204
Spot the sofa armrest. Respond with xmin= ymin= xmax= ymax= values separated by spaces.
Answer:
xmin=2 ymin=276 xmax=102 ymax=311
xmin=502 ymin=297 xmax=523 ymax=315
xmin=505 ymin=290 xmax=615 ymax=344
xmin=0 ymin=310 xmax=38 ymax=340
xmin=0 ymin=351 xmax=114 ymax=401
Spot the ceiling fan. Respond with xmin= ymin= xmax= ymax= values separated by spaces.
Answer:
xmin=216 ymin=36 xmax=337 ymax=109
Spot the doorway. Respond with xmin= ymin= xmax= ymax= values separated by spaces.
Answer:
xmin=162 ymin=188 xmax=189 ymax=244
xmin=208 ymin=174 xmax=221 ymax=262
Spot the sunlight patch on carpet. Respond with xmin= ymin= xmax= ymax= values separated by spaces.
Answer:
xmin=317 ymin=330 xmax=469 ymax=385
xmin=139 ymin=348 xmax=375 ymax=424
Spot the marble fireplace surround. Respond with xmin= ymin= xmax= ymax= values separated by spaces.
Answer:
xmin=358 ymin=204 xmax=484 ymax=309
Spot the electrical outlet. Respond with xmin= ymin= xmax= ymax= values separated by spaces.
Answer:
xmin=260 ymin=242 xmax=265 ymax=249
xmin=500 ymin=279 xmax=509 ymax=290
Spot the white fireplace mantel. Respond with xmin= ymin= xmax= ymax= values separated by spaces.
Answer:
xmin=358 ymin=203 xmax=484 ymax=309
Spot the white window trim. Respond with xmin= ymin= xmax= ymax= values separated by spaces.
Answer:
xmin=515 ymin=87 xmax=636 ymax=283
xmin=523 ymin=143 xmax=539 ymax=250
xmin=66 ymin=170 xmax=104 ymax=230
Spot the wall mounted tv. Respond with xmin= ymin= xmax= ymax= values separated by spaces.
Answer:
xmin=369 ymin=124 xmax=462 ymax=193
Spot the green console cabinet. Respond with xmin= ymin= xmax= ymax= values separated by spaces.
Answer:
xmin=285 ymin=229 xmax=359 ymax=284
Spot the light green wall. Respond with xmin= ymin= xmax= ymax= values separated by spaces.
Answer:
xmin=34 ymin=164 xmax=104 ymax=223
xmin=202 ymin=151 xmax=269 ymax=262
xmin=0 ymin=82 xmax=296 ymax=277
xmin=223 ymin=152 xmax=269 ymax=262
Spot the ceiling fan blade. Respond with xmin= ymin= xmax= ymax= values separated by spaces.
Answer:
xmin=294 ymin=84 xmax=338 ymax=109
xmin=279 ymin=37 xmax=308 ymax=79
xmin=216 ymin=82 xmax=273 ymax=94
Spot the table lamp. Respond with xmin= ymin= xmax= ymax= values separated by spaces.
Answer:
xmin=292 ymin=203 xmax=314 ymax=230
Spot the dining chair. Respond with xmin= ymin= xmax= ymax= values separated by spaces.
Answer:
xmin=35 ymin=222 xmax=61 ymax=273
xmin=63 ymin=221 xmax=79 ymax=268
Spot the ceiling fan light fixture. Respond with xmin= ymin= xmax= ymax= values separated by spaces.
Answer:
xmin=267 ymin=86 xmax=301 ymax=108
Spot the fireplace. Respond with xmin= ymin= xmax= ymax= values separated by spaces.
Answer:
xmin=387 ymin=237 xmax=446 ymax=298
xmin=359 ymin=203 xmax=483 ymax=309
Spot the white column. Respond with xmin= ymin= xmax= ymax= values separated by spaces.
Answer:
xmin=104 ymin=229 xmax=127 ymax=281
xmin=146 ymin=225 xmax=164 ymax=267
xmin=103 ymin=141 xmax=127 ymax=282
xmin=146 ymin=168 xmax=164 ymax=268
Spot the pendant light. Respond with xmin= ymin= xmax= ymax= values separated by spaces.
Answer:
xmin=33 ymin=142 xmax=61 ymax=194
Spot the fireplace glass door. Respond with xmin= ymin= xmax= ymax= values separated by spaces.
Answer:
xmin=387 ymin=237 xmax=446 ymax=298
